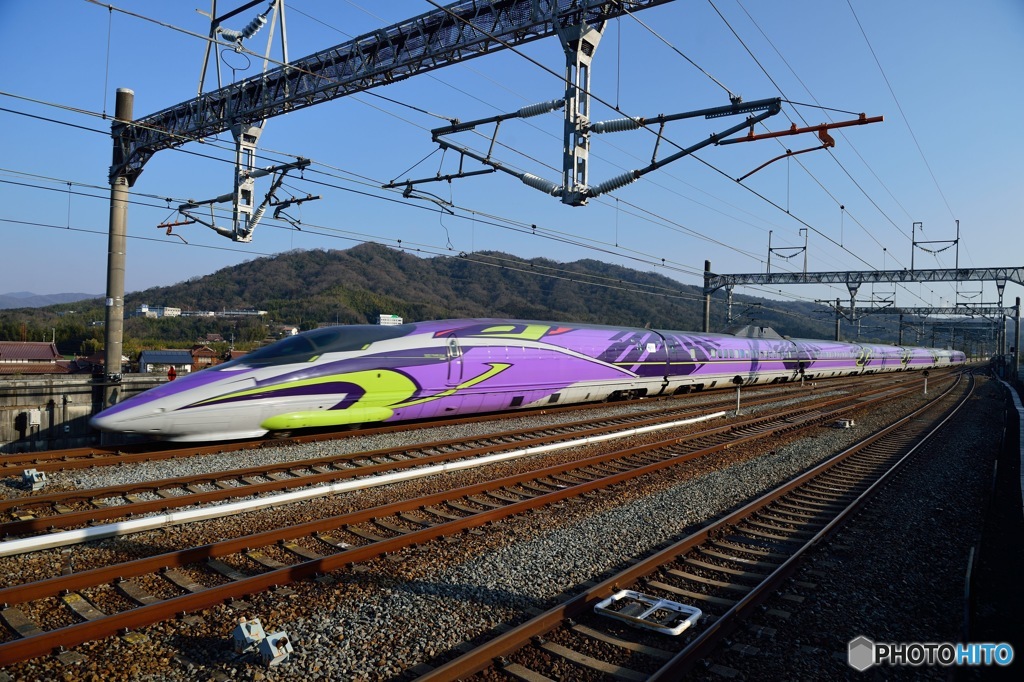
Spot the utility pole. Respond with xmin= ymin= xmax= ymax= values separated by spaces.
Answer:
xmin=102 ymin=88 xmax=134 ymax=408
xmin=1015 ymin=297 xmax=1022 ymax=379
xmin=703 ymin=260 xmax=712 ymax=333
xmin=835 ymin=298 xmax=842 ymax=341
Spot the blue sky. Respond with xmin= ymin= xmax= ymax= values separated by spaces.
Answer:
xmin=1 ymin=0 xmax=1022 ymax=320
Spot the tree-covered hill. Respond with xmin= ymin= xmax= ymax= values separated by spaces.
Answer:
xmin=0 ymin=243 xmax=849 ymax=356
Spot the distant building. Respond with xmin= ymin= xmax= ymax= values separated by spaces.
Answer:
xmin=0 ymin=341 xmax=69 ymax=375
xmin=378 ymin=314 xmax=404 ymax=326
xmin=134 ymin=304 xmax=181 ymax=318
xmin=135 ymin=307 xmax=264 ymax=319
xmin=137 ymin=350 xmax=193 ymax=375
xmin=219 ymin=309 xmax=267 ymax=318
xmin=278 ymin=325 xmax=299 ymax=336
xmin=71 ymin=351 xmax=124 ymax=375
xmin=190 ymin=345 xmax=219 ymax=371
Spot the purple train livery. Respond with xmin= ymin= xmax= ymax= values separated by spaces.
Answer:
xmin=90 ymin=318 xmax=966 ymax=442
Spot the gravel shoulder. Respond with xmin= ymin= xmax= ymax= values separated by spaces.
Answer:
xmin=690 ymin=374 xmax=1022 ymax=680
xmin=2 ymin=374 xmax=1018 ymax=682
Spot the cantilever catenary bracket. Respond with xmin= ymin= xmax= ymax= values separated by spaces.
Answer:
xmin=171 ymin=141 xmax=314 ymax=243
xmin=418 ymin=97 xmax=783 ymax=207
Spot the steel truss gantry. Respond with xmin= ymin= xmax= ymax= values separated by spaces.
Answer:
xmin=110 ymin=0 xmax=676 ymax=185
xmin=703 ymin=266 xmax=1024 ymax=296
xmin=702 ymin=265 xmax=1024 ymax=331
xmin=101 ymin=0 xmax=677 ymax=403
xmin=857 ymin=305 xmax=1014 ymax=318
xmin=700 ymin=262 xmax=1021 ymax=373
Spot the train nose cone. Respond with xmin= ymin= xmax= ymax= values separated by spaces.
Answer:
xmin=89 ymin=411 xmax=124 ymax=433
xmin=90 ymin=407 xmax=146 ymax=434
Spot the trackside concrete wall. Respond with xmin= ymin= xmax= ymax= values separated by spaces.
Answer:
xmin=0 ymin=375 xmax=161 ymax=453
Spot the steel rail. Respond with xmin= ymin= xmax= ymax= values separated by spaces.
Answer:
xmin=413 ymin=372 xmax=972 ymax=680
xmin=1 ymin=374 xmax=936 ymax=538
xmin=649 ymin=373 xmax=975 ymax=679
xmin=0 ymin=374 xmax=956 ymax=666
xmin=1 ymin=370 xmax=948 ymax=472
xmin=0 ymin=381 xmax=819 ymax=506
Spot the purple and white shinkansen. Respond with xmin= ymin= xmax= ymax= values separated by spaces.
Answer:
xmin=90 ymin=318 xmax=966 ymax=442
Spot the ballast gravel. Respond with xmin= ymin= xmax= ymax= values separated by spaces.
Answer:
xmin=1 ymin=376 xmax=994 ymax=682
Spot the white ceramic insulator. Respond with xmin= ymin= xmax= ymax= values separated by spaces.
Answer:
xmin=591 ymin=170 xmax=639 ymax=196
xmin=219 ymin=12 xmax=267 ymax=42
xmin=518 ymin=99 xmax=564 ymax=119
xmin=521 ymin=173 xmax=561 ymax=196
xmin=590 ymin=117 xmax=642 ymax=134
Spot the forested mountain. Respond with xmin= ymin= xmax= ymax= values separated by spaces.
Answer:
xmin=0 ymin=243 xmax=848 ymax=357
xmin=0 ymin=291 xmax=100 ymax=309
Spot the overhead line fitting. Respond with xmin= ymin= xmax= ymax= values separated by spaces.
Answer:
xmin=401 ymin=96 xmax=783 ymax=206
xmin=217 ymin=0 xmax=277 ymax=50
xmin=173 ymin=156 xmax=315 ymax=242
xmin=721 ymin=113 xmax=884 ymax=181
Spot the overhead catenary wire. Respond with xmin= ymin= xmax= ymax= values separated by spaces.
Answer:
xmin=0 ymin=86 xmax=779 ymax=286
xmin=845 ymin=0 xmax=956 ymax=223
xmin=73 ymin=1 xmax=875 ymax=289
xmin=699 ymin=1 xmax=949 ymax=307
xmin=0 ymin=167 xmax=828 ymax=320
xmin=706 ymin=1 xmax=909 ymax=247
xmin=0 ymin=102 xmax=702 ymax=280
xmin=706 ymin=0 xmax=946 ymax=304
xmin=283 ymin=5 xmax=808 ymax=268
xmin=730 ymin=1 xmax=916 ymax=238
xmin=0 ymin=91 xmax=911 ymax=313
xmin=724 ymin=0 xmax=963 ymax=311
xmin=5 ymin=4 xmax=980 ymax=315
xmin=0 ymin=96 xmax=859 ymax=311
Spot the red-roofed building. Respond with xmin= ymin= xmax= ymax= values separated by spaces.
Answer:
xmin=0 ymin=342 xmax=70 ymax=375
xmin=191 ymin=345 xmax=219 ymax=370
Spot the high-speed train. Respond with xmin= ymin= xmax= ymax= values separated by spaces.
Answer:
xmin=90 ymin=318 xmax=966 ymax=442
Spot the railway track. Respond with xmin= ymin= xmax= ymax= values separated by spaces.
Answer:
xmin=0 ymin=371 xmax=942 ymax=473
xmin=0 ymin=371 xmax=959 ymax=666
xmin=2 ymin=386 xmax=737 ymax=472
xmin=1 ymin=373 xmax=940 ymax=543
xmin=413 ymin=371 xmax=975 ymax=681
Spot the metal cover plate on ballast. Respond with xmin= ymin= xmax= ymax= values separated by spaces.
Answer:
xmin=594 ymin=589 xmax=702 ymax=636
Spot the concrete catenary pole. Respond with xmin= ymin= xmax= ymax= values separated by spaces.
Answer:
xmin=835 ymin=298 xmax=842 ymax=342
xmin=1015 ymin=296 xmax=1021 ymax=379
xmin=102 ymin=88 xmax=134 ymax=408
xmin=703 ymin=260 xmax=712 ymax=333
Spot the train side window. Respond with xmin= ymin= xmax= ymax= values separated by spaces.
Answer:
xmin=448 ymin=338 xmax=461 ymax=359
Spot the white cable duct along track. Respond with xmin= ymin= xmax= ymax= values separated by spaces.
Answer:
xmin=0 ymin=411 xmax=725 ymax=556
